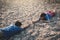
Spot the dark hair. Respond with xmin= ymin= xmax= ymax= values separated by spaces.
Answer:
xmin=15 ymin=21 xmax=22 ymax=27
xmin=40 ymin=13 xmax=46 ymax=20
xmin=40 ymin=13 xmax=46 ymax=17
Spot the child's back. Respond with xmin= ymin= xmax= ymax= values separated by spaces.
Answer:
xmin=2 ymin=24 xmax=23 ymax=38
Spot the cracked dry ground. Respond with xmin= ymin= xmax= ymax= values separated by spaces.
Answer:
xmin=0 ymin=0 xmax=60 ymax=40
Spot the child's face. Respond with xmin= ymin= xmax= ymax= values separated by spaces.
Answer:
xmin=41 ymin=16 xmax=47 ymax=20
xmin=41 ymin=17 xmax=45 ymax=20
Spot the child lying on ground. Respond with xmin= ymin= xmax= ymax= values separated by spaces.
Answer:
xmin=40 ymin=10 xmax=55 ymax=20
xmin=0 ymin=21 xmax=30 ymax=40
xmin=32 ymin=10 xmax=55 ymax=23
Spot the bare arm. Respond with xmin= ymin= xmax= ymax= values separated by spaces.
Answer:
xmin=21 ymin=24 xmax=30 ymax=30
xmin=32 ymin=17 xmax=41 ymax=24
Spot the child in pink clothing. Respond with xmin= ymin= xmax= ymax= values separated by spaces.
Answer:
xmin=47 ymin=11 xmax=55 ymax=17
xmin=40 ymin=10 xmax=55 ymax=20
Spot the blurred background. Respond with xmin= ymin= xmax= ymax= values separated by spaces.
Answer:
xmin=0 ymin=0 xmax=60 ymax=40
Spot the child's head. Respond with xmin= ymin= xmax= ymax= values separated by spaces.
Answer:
xmin=15 ymin=21 xmax=22 ymax=27
xmin=40 ymin=13 xmax=46 ymax=20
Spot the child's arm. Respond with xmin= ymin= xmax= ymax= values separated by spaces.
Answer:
xmin=21 ymin=24 xmax=30 ymax=30
xmin=32 ymin=17 xmax=41 ymax=24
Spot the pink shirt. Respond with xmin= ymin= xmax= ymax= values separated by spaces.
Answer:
xmin=48 ymin=11 xmax=55 ymax=17
xmin=45 ymin=11 xmax=55 ymax=17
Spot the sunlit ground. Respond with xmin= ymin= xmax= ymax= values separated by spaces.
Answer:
xmin=0 ymin=0 xmax=60 ymax=40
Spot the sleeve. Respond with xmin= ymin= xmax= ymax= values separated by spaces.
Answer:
xmin=45 ymin=14 xmax=51 ymax=20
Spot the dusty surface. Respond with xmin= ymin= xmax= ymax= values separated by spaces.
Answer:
xmin=0 ymin=0 xmax=60 ymax=40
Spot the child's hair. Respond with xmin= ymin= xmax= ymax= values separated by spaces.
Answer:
xmin=15 ymin=21 xmax=22 ymax=27
xmin=40 ymin=13 xmax=46 ymax=17
xmin=40 ymin=13 xmax=46 ymax=20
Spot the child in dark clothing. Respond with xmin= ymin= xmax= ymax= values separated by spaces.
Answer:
xmin=0 ymin=21 xmax=30 ymax=40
